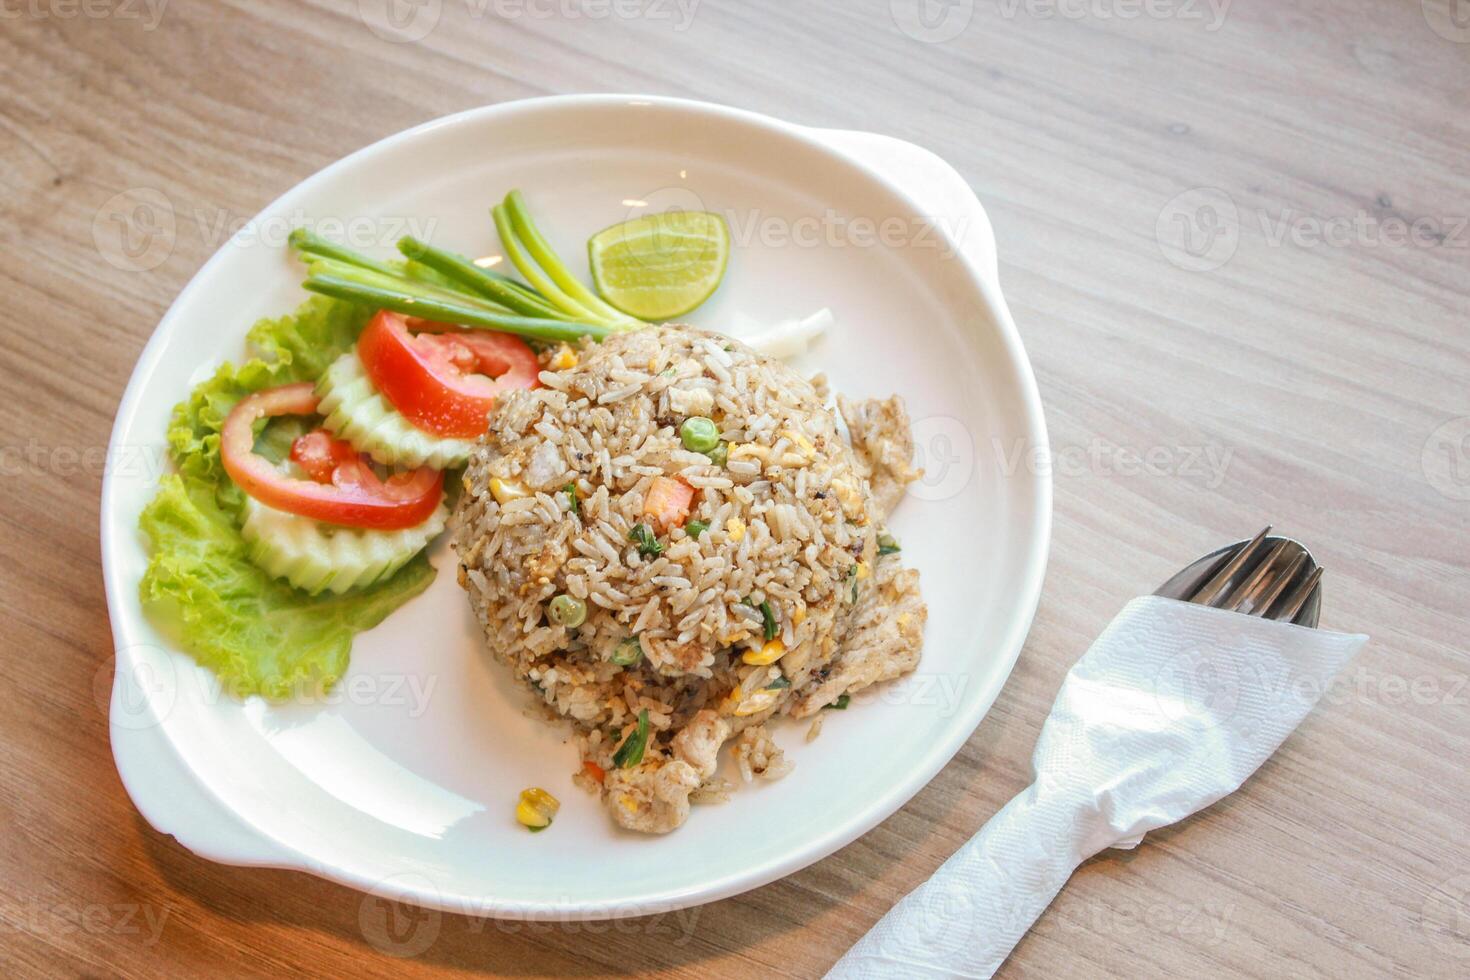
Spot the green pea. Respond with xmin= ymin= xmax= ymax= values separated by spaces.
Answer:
xmin=548 ymin=594 xmax=587 ymax=628
xmin=705 ymin=442 xmax=729 ymax=467
xmin=680 ymin=416 xmax=720 ymax=453
xmin=684 ymin=519 xmax=709 ymax=539
xmin=611 ymin=636 xmax=644 ymax=666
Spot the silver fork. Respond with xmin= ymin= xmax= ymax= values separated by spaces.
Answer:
xmin=1155 ymin=526 xmax=1323 ymax=627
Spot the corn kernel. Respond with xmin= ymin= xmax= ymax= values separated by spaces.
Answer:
xmin=831 ymin=477 xmax=864 ymax=518
xmin=549 ymin=343 xmax=578 ymax=371
xmin=490 ymin=478 xmax=529 ymax=504
xmin=855 ymin=561 xmax=871 ymax=581
xmin=734 ymin=688 xmax=780 ymax=717
xmin=742 ymin=638 xmax=787 ymax=666
xmin=781 ymin=428 xmax=815 ymax=456
xmin=515 ymin=787 xmax=560 ymax=830
xmin=729 ymin=443 xmax=769 ymax=461
xmin=725 ymin=517 xmax=746 ymax=542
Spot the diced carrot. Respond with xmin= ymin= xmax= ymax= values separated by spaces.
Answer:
xmin=582 ymin=760 xmax=606 ymax=785
xmin=644 ymin=476 xmax=695 ymax=530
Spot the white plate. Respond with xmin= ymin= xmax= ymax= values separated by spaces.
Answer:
xmin=102 ymin=96 xmax=1051 ymax=920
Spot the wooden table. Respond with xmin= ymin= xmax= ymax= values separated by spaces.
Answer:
xmin=3 ymin=1 xmax=1467 ymax=975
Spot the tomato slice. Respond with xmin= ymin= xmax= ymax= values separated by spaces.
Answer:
xmin=220 ymin=382 xmax=444 ymax=530
xmin=289 ymin=429 xmax=359 ymax=483
xmin=356 ymin=311 xmax=541 ymax=439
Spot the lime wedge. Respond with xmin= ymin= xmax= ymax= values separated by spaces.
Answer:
xmin=588 ymin=210 xmax=730 ymax=321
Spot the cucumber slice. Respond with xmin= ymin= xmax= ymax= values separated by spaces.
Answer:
xmin=316 ymin=352 xmax=476 ymax=470
xmin=241 ymin=497 xmax=449 ymax=595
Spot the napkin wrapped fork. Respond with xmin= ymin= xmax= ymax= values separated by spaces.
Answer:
xmin=827 ymin=530 xmax=1368 ymax=979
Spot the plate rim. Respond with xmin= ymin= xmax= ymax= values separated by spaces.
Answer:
xmin=101 ymin=93 xmax=1053 ymax=918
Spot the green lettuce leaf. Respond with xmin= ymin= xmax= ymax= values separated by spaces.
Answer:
xmin=166 ymin=296 xmax=373 ymax=515
xmin=138 ymin=296 xmax=437 ymax=698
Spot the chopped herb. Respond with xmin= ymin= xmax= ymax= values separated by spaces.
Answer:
xmin=611 ymin=635 xmax=644 ymax=666
xmin=612 ymin=709 xmax=650 ymax=768
xmin=824 ymin=694 xmax=851 ymax=711
xmin=743 ymin=596 xmax=778 ymax=642
xmin=628 ymin=522 xmax=663 ymax=558
xmin=764 ymin=676 xmax=792 ymax=691
xmin=877 ymin=532 xmax=901 ymax=556
xmin=759 ymin=599 xmax=778 ymax=642
xmin=564 ymin=482 xmax=580 ymax=517
xmin=684 ymin=519 xmax=709 ymax=539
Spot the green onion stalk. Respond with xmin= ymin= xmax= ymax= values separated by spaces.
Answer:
xmin=496 ymin=190 xmax=640 ymax=329
xmin=396 ymin=236 xmax=571 ymax=321
xmin=288 ymin=228 xmax=612 ymax=346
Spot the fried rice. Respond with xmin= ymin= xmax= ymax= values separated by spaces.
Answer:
xmin=454 ymin=324 xmax=926 ymax=833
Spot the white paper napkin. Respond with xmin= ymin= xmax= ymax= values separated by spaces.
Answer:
xmin=826 ymin=595 xmax=1368 ymax=979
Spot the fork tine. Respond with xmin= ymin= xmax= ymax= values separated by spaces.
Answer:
xmin=1190 ymin=526 xmax=1272 ymax=606
xmin=1221 ymin=540 xmax=1291 ymax=613
xmin=1252 ymin=550 xmax=1307 ymax=615
xmin=1272 ymin=566 xmax=1323 ymax=623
